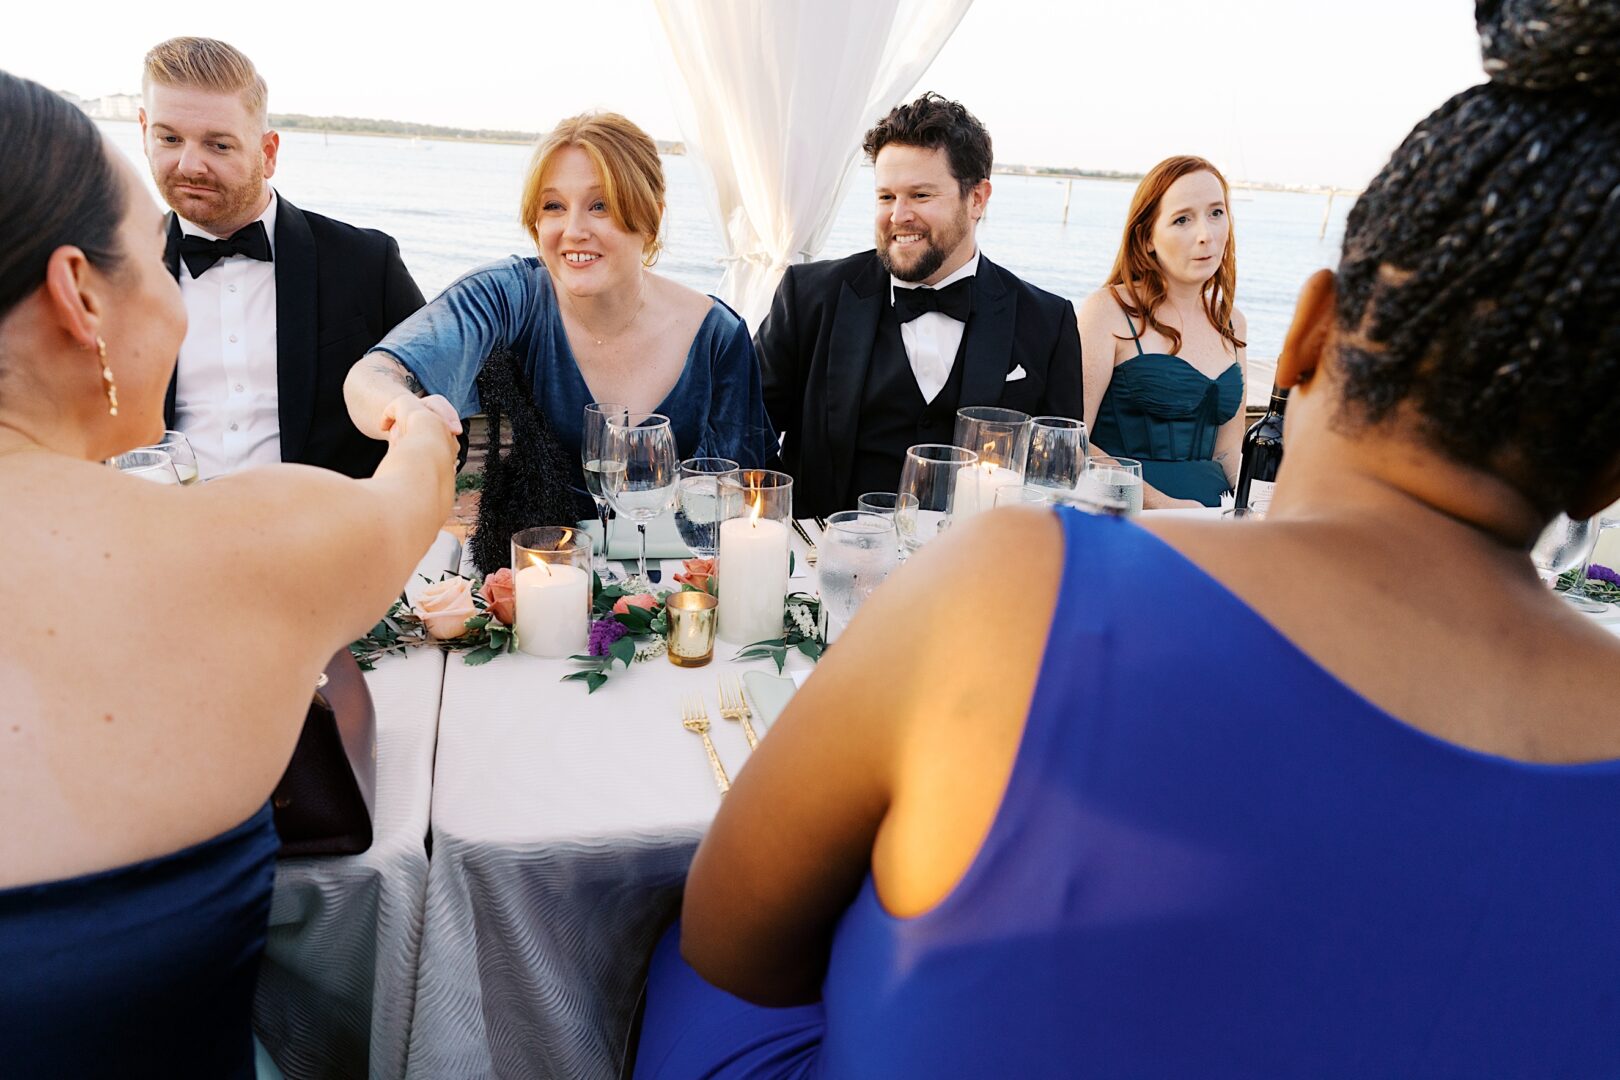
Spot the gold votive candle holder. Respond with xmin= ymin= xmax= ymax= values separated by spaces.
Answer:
xmin=666 ymin=590 xmax=719 ymax=668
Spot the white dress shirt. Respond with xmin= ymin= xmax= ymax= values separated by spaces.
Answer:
xmin=889 ymin=249 xmax=980 ymax=404
xmin=173 ymin=191 xmax=281 ymax=480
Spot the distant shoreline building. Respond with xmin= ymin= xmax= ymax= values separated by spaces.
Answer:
xmin=66 ymin=91 xmax=142 ymax=122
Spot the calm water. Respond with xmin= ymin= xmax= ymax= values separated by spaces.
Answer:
xmin=103 ymin=121 xmax=1351 ymax=403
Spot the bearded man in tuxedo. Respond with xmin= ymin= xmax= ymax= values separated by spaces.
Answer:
xmin=754 ymin=92 xmax=1083 ymax=519
xmin=139 ymin=36 xmax=425 ymax=480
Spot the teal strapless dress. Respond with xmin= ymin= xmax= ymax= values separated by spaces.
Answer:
xmin=1091 ymin=314 xmax=1243 ymax=507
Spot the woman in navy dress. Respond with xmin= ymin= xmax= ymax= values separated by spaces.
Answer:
xmin=634 ymin=4 xmax=1620 ymax=1076
xmin=0 ymin=70 xmax=458 ymax=1076
xmin=345 ymin=112 xmax=778 ymax=508
xmin=1078 ymin=157 xmax=1247 ymax=508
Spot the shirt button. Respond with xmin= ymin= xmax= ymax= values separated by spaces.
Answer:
xmin=229 ymin=423 xmax=239 ymax=432
xmin=228 ymin=333 xmax=238 ymax=343
xmin=227 ymin=284 xmax=238 ymax=293
xmin=234 ymin=383 xmax=245 ymax=393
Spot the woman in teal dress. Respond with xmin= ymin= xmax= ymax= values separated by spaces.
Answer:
xmin=1078 ymin=156 xmax=1247 ymax=508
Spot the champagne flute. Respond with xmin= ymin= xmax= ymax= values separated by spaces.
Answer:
xmin=582 ymin=402 xmax=628 ymax=576
xmin=675 ymin=457 xmax=738 ymax=558
xmin=1025 ymin=417 xmax=1088 ymax=495
xmin=139 ymin=430 xmax=200 ymax=485
xmin=897 ymin=444 xmax=977 ymax=557
xmin=603 ymin=412 xmax=678 ymax=583
xmin=108 ymin=449 xmax=180 ymax=485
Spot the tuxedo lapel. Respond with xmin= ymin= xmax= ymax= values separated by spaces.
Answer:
xmin=274 ymin=193 xmax=318 ymax=464
xmin=824 ymin=253 xmax=886 ymax=507
xmin=163 ymin=214 xmax=182 ymax=428
xmin=958 ymin=255 xmax=1016 ymax=409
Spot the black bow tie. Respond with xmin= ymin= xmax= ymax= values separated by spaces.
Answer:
xmin=892 ymin=277 xmax=973 ymax=324
xmin=177 ymin=220 xmax=272 ymax=277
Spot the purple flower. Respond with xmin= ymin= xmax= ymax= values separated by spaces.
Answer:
xmin=588 ymin=618 xmax=629 ymax=656
xmin=1587 ymin=563 xmax=1620 ymax=587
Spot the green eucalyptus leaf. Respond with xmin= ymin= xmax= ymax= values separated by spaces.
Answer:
xmin=586 ymin=671 xmax=609 ymax=694
xmin=796 ymin=639 xmax=823 ymax=662
xmin=609 ymin=635 xmax=638 ymax=667
xmin=462 ymin=645 xmax=501 ymax=666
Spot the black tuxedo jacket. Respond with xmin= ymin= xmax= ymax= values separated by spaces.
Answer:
xmin=163 ymin=192 xmax=425 ymax=479
xmin=755 ymin=249 xmax=1083 ymax=518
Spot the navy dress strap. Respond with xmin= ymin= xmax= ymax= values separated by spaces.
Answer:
xmin=1120 ymin=310 xmax=1146 ymax=356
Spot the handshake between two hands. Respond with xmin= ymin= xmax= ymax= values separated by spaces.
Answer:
xmin=381 ymin=393 xmax=463 ymax=457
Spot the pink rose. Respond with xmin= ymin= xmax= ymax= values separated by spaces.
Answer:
xmin=673 ymin=557 xmax=716 ymax=593
xmin=414 ymin=576 xmax=477 ymax=640
xmin=480 ymin=568 xmax=516 ymax=626
xmin=612 ymin=593 xmax=660 ymax=615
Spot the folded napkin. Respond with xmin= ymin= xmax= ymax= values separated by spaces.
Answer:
xmin=576 ymin=515 xmax=694 ymax=560
xmin=742 ymin=671 xmax=800 ymax=732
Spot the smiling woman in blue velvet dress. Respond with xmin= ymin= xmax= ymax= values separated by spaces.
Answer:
xmin=1078 ymin=157 xmax=1247 ymax=509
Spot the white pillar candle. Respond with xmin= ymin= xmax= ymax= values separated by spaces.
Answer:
xmin=717 ymin=516 xmax=790 ymax=644
xmin=951 ymin=462 xmax=1021 ymax=518
xmin=514 ymin=563 xmax=590 ymax=658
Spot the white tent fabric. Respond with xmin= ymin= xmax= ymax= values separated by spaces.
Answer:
xmin=654 ymin=0 xmax=974 ymax=330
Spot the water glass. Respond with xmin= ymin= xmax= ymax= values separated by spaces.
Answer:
xmin=856 ymin=491 xmax=918 ymax=559
xmin=994 ymin=485 xmax=1054 ymax=508
xmin=897 ymin=444 xmax=978 ymax=556
xmin=582 ymin=402 xmax=629 ymax=575
xmin=818 ymin=510 xmax=900 ymax=641
xmin=139 ymin=430 xmax=200 ymax=485
xmin=109 ymin=449 xmax=180 ymax=485
xmin=602 ymin=412 xmax=677 ymax=582
xmin=1075 ymin=455 xmax=1144 ymax=516
xmin=1025 ymin=417 xmax=1088 ymax=494
xmin=675 ymin=457 xmax=738 ymax=558
xmin=1531 ymin=513 xmax=1606 ymax=613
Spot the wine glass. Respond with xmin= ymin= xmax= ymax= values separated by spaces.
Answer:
xmin=602 ymin=413 xmax=678 ymax=583
xmin=818 ymin=511 xmax=900 ymax=642
xmin=1025 ymin=417 xmax=1088 ymax=495
xmin=139 ymin=430 xmax=200 ymax=485
xmin=675 ymin=457 xmax=738 ymax=559
xmin=856 ymin=491 xmax=918 ymax=560
xmin=108 ymin=449 xmax=180 ymax=485
xmin=896 ymin=444 xmax=977 ymax=557
xmin=582 ymin=402 xmax=628 ymax=576
xmin=1075 ymin=455 xmax=1144 ymax=516
xmin=994 ymin=485 xmax=1054 ymax=508
xmin=1531 ymin=513 xmax=1607 ymax=613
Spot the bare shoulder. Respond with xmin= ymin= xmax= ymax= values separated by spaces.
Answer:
xmin=1232 ymin=306 xmax=1249 ymax=338
xmin=1078 ymin=285 xmax=1127 ymax=320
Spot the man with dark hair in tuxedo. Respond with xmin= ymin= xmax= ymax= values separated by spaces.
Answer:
xmin=139 ymin=36 xmax=426 ymax=480
xmin=754 ymin=92 xmax=1083 ymax=519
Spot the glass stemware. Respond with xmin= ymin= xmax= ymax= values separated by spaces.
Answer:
xmin=818 ymin=510 xmax=900 ymax=642
xmin=1532 ymin=513 xmax=1607 ymax=613
xmin=1074 ymin=455 xmax=1144 ymax=516
xmin=1025 ymin=416 xmax=1088 ymax=495
xmin=602 ymin=412 xmax=678 ymax=582
xmin=675 ymin=457 xmax=738 ymax=559
xmin=896 ymin=444 xmax=978 ymax=557
xmin=108 ymin=448 xmax=181 ymax=485
xmin=582 ymin=402 xmax=629 ymax=576
xmin=856 ymin=491 xmax=918 ymax=560
xmin=139 ymin=430 xmax=200 ymax=485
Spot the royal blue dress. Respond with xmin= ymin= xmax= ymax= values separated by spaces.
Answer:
xmin=1091 ymin=313 xmax=1243 ymax=507
xmin=0 ymin=804 xmax=279 ymax=1077
xmin=373 ymin=256 xmax=779 ymax=490
xmin=635 ymin=508 xmax=1620 ymax=1078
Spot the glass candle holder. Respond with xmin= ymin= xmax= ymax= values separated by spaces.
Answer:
xmin=666 ymin=590 xmax=719 ymax=667
xmin=511 ymin=526 xmax=594 ymax=658
xmin=952 ymin=407 xmax=1032 ymax=518
xmin=716 ymin=470 xmax=793 ymax=644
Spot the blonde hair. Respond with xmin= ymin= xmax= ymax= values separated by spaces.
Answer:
xmin=519 ymin=112 xmax=665 ymax=266
xmin=142 ymin=37 xmax=268 ymax=126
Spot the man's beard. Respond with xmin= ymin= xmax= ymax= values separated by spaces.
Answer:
xmin=876 ymin=206 xmax=970 ymax=283
xmin=157 ymin=162 xmax=266 ymax=234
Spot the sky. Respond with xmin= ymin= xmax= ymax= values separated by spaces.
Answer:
xmin=3 ymin=0 xmax=1484 ymax=190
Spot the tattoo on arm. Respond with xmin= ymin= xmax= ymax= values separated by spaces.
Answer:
xmin=366 ymin=355 xmax=424 ymax=396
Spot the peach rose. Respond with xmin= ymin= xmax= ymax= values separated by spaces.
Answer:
xmin=612 ymin=593 xmax=660 ymax=615
xmin=480 ymin=568 xmax=516 ymax=626
xmin=673 ymin=557 xmax=716 ymax=593
xmin=414 ymin=576 xmax=477 ymax=640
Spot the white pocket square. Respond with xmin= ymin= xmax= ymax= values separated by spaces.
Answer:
xmin=1005 ymin=365 xmax=1028 ymax=382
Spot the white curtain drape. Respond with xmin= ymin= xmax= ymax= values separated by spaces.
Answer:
xmin=654 ymin=0 xmax=974 ymax=329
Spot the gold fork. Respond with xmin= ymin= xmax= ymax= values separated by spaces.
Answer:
xmin=716 ymin=677 xmax=760 ymax=750
xmin=681 ymin=697 xmax=731 ymax=794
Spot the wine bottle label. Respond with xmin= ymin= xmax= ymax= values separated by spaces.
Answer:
xmin=1247 ymin=479 xmax=1277 ymax=516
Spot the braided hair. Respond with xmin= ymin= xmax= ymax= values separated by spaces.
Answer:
xmin=1332 ymin=0 xmax=1620 ymax=510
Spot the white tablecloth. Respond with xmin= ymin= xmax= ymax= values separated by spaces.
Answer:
xmin=407 ymin=554 xmax=812 ymax=1079
xmin=255 ymin=532 xmax=460 ymax=1080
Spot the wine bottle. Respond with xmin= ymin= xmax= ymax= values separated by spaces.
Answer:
xmin=1234 ymin=384 xmax=1288 ymax=516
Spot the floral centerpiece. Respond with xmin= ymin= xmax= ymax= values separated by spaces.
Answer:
xmin=350 ymin=569 xmax=519 ymax=670
xmin=1556 ymin=563 xmax=1620 ymax=604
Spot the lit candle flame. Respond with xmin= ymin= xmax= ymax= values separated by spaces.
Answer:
xmin=748 ymin=489 xmax=763 ymax=529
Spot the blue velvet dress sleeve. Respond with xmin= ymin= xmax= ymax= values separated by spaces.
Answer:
xmin=369 ymin=256 xmax=540 ymax=418
xmin=700 ymin=302 xmax=780 ymax=470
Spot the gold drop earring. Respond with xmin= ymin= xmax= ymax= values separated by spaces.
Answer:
xmin=98 ymin=337 xmax=118 ymax=417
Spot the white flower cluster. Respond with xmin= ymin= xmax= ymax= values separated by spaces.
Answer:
xmin=634 ymin=638 xmax=668 ymax=662
xmin=787 ymin=602 xmax=817 ymax=639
